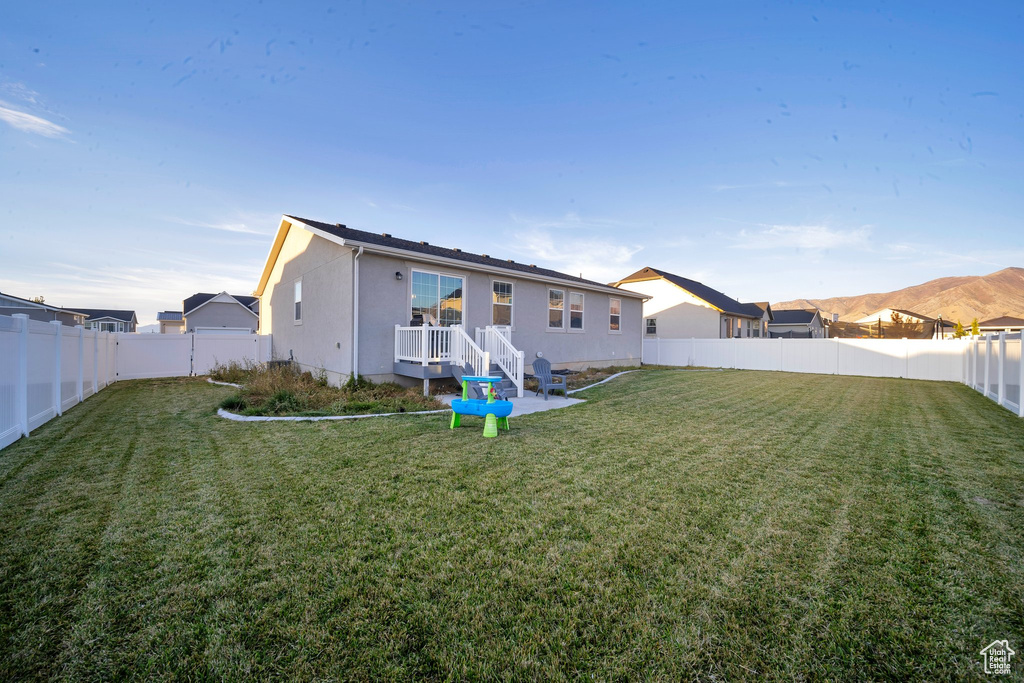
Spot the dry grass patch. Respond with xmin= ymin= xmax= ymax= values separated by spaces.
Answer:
xmin=212 ymin=362 xmax=443 ymax=416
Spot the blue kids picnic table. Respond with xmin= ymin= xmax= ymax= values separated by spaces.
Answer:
xmin=449 ymin=375 xmax=512 ymax=437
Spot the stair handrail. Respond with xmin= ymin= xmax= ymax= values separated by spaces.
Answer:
xmin=479 ymin=325 xmax=524 ymax=397
xmin=451 ymin=325 xmax=489 ymax=378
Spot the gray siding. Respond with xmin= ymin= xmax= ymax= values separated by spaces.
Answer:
xmin=185 ymin=302 xmax=258 ymax=333
xmin=0 ymin=306 xmax=83 ymax=326
xmin=357 ymin=251 xmax=642 ymax=378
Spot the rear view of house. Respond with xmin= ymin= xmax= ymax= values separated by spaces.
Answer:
xmin=611 ymin=267 xmax=771 ymax=339
xmin=255 ymin=215 xmax=645 ymax=393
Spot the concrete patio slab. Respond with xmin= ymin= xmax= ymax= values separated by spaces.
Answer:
xmin=438 ymin=392 xmax=584 ymax=416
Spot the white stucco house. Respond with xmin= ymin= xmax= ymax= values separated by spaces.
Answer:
xmin=254 ymin=215 xmax=646 ymax=395
xmin=611 ymin=267 xmax=772 ymax=339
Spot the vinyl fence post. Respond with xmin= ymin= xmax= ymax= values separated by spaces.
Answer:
xmin=92 ymin=331 xmax=99 ymax=396
xmin=997 ymin=332 xmax=1006 ymax=408
xmin=76 ymin=325 xmax=84 ymax=401
xmin=51 ymin=320 xmax=63 ymax=416
xmin=14 ymin=314 xmax=29 ymax=438
xmin=983 ymin=334 xmax=991 ymax=398
xmin=1018 ymin=334 xmax=1024 ymax=418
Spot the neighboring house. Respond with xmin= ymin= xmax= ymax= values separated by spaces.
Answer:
xmin=768 ymin=309 xmax=825 ymax=338
xmin=855 ymin=308 xmax=935 ymax=324
xmin=76 ymin=309 xmax=138 ymax=333
xmin=0 ymin=291 xmax=86 ymax=326
xmin=156 ymin=311 xmax=185 ymax=334
xmin=611 ymin=267 xmax=770 ymax=339
xmin=255 ymin=215 xmax=645 ymax=393
xmin=978 ymin=316 xmax=1024 ymax=334
xmin=183 ymin=292 xmax=259 ymax=334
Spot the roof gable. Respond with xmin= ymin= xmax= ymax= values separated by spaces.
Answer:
xmin=184 ymin=292 xmax=259 ymax=318
xmin=613 ymin=267 xmax=758 ymax=318
xmin=74 ymin=309 xmax=138 ymax=324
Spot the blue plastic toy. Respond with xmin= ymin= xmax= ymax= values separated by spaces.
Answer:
xmin=450 ymin=375 xmax=512 ymax=437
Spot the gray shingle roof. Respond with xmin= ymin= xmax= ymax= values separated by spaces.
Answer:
xmin=614 ymin=267 xmax=760 ymax=318
xmin=74 ymin=309 xmax=137 ymax=323
xmin=771 ymin=309 xmax=819 ymax=325
xmin=286 ymin=215 xmax=634 ymax=295
xmin=183 ymin=293 xmax=259 ymax=315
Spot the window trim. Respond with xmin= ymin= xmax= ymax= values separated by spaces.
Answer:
xmin=294 ymin=279 xmax=302 ymax=324
xmin=608 ymin=297 xmax=621 ymax=334
xmin=491 ymin=279 xmax=514 ymax=328
xmin=568 ymin=291 xmax=584 ymax=332
xmin=409 ymin=267 xmax=466 ymax=327
xmin=547 ymin=288 xmax=565 ymax=331
xmin=645 ymin=318 xmax=657 ymax=335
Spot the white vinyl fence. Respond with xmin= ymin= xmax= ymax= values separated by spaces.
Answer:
xmin=645 ymin=335 xmax=1024 ymax=418
xmin=1 ymin=313 xmax=271 ymax=450
xmin=964 ymin=332 xmax=1024 ymax=417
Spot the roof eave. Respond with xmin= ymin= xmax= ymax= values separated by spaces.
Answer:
xmin=278 ymin=216 xmax=646 ymax=299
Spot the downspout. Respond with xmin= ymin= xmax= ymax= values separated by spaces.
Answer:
xmin=352 ymin=246 xmax=364 ymax=383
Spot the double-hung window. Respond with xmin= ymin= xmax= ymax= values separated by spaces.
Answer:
xmin=645 ymin=318 xmax=657 ymax=335
xmin=492 ymin=281 xmax=513 ymax=326
xmin=569 ymin=292 xmax=584 ymax=330
xmin=294 ymin=280 xmax=302 ymax=323
xmin=548 ymin=289 xmax=564 ymax=329
xmin=609 ymin=298 xmax=621 ymax=332
xmin=411 ymin=270 xmax=464 ymax=326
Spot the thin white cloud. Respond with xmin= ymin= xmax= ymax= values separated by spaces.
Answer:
xmin=510 ymin=211 xmax=632 ymax=232
xmin=511 ymin=229 xmax=642 ymax=283
xmin=732 ymin=224 xmax=871 ymax=251
xmin=166 ymin=216 xmax=272 ymax=235
xmin=0 ymin=103 xmax=69 ymax=138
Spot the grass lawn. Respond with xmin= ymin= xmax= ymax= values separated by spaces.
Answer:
xmin=2 ymin=370 xmax=1023 ymax=680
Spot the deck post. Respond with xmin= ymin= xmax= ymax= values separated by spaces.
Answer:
xmin=421 ymin=326 xmax=429 ymax=367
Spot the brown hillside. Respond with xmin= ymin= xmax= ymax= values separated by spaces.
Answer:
xmin=774 ymin=267 xmax=1024 ymax=324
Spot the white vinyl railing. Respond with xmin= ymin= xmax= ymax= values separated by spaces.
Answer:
xmin=476 ymin=325 xmax=525 ymax=397
xmin=1 ymin=312 xmax=273 ymax=451
xmin=965 ymin=332 xmax=1023 ymax=417
xmin=395 ymin=325 xmax=498 ymax=384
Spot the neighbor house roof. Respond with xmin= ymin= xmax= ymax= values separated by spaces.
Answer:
xmin=770 ymin=309 xmax=820 ymax=325
xmin=611 ymin=267 xmax=760 ymax=318
xmin=75 ymin=309 xmax=137 ymax=324
xmin=157 ymin=311 xmax=183 ymax=321
xmin=979 ymin=316 xmax=1024 ymax=327
xmin=0 ymin=291 xmax=88 ymax=317
xmin=742 ymin=301 xmax=774 ymax=321
xmin=255 ymin=215 xmax=645 ymax=299
xmin=183 ymin=292 xmax=259 ymax=316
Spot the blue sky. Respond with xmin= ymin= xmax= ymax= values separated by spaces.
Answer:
xmin=1 ymin=1 xmax=1021 ymax=325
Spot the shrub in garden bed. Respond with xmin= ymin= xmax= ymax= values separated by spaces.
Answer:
xmin=211 ymin=362 xmax=443 ymax=416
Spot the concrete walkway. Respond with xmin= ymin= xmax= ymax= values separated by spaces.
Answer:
xmin=438 ymin=392 xmax=584 ymax=416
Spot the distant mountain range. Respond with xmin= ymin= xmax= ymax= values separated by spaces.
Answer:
xmin=773 ymin=267 xmax=1024 ymax=324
